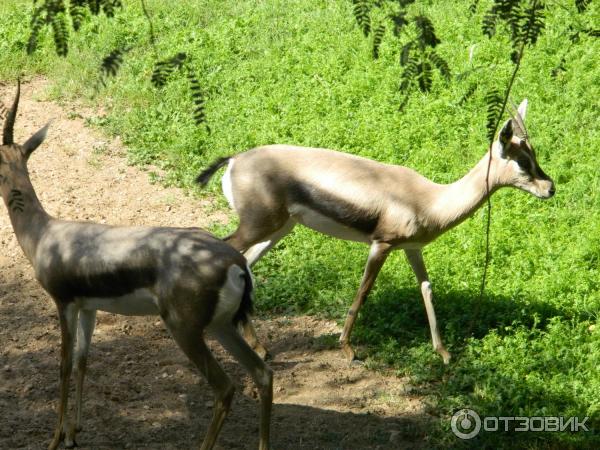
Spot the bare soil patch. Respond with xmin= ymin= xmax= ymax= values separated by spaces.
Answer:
xmin=0 ymin=79 xmax=432 ymax=449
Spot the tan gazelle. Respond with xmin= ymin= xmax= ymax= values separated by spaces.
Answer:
xmin=0 ymin=82 xmax=272 ymax=450
xmin=198 ymin=99 xmax=554 ymax=364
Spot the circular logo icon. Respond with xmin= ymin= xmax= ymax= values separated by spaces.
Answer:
xmin=451 ymin=408 xmax=481 ymax=439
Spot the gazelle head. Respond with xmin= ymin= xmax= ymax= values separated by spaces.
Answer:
xmin=0 ymin=81 xmax=50 ymax=187
xmin=493 ymin=99 xmax=555 ymax=199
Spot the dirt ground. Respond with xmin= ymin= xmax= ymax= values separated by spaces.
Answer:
xmin=0 ymin=79 xmax=433 ymax=449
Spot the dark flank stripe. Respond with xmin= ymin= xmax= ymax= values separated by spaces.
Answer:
xmin=46 ymin=266 xmax=158 ymax=300
xmin=287 ymin=182 xmax=379 ymax=234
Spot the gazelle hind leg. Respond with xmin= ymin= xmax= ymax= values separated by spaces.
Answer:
xmin=73 ymin=309 xmax=96 ymax=433
xmin=339 ymin=242 xmax=391 ymax=362
xmin=164 ymin=317 xmax=234 ymax=450
xmin=243 ymin=218 xmax=296 ymax=267
xmin=212 ymin=325 xmax=273 ymax=450
xmin=229 ymin=219 xmax=295 ymax=360
xmin=239 ymin=320 xmax=268 ymax=360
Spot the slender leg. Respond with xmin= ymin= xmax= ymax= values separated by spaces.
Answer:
xmin=165 ymin=321 xmax=235 ymax=450
xmin=231 ymin=219 xmax=296 ymax=360
xmin=225 ymin=217 xmax=295 ymax=267
xmin=73 ymin=309 xmax=96 ymax=433
xmin=404 ymin=249 xmax=451 ymax=364
xmin=243 ymin=219 xmax=296 ymax=267
xmin=339 ymin=241 xmax=392 ymax=361
xmin=240 ymin=320 xmax=268 ymax=360
xmin=213 ymin=325 xmax=273 ymax=450
xmin=48 ymin=303 xmax=78 ymax=450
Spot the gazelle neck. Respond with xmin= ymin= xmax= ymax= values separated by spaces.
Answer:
xmin=1 ymin=169 xmax=51 ymax=264
xmin=427 ymin=149 xmax=500 ymax=232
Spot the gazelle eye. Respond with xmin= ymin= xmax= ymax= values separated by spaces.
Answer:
xmin=516 ymin=155 xmax=532 ymax=173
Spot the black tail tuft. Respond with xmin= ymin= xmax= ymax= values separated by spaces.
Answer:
xmin=196 ymin=156 xmax=231 ymax=187
xmin=232 ymin=265 xmax=254 ymax=326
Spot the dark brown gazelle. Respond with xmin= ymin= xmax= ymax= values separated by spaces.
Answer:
xmin=0 ymin=82 xmax=273 ymax=450
xmin=198 ymin=99 xmax=554 ymax=364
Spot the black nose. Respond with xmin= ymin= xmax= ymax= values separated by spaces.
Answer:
xmin=548 ymin=186 xmax=556 ymax=197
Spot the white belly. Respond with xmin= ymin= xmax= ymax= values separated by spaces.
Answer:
xmin=289 ymin=204 xmax=371 ymax=243
xmin=78 ymin=288 xmax=160 ymax=316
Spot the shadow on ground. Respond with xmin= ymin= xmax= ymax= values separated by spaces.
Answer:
xmin=0 ymin=274 xmax=433 ymax=449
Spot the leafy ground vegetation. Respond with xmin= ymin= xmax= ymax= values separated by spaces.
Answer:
xmin=0 ymin=0 xmax=599 ymax=448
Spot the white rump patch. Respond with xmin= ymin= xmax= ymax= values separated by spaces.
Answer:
xmin=78 ymin=288 xmax=159 ymax=316
xmin=209 ymin=264 xmax=245 ymax=328
xmin=222 ymin=159 xmax=236 ymax=210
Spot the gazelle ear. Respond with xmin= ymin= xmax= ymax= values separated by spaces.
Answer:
xmin=22 ymin=121 xmax=51 ymax=157
xmin=499 ymin=119 xmax=513 ymax=148
xmin=517 ymin=98 xmax=528 ymax=122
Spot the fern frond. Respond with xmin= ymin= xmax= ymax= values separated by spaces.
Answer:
xmin=400 ymin=41 xmax=412 ymax=66
xmin=521 ymin=1 xmax=545 ymax=46
xmin=469 ymin=0 xmax=480 ymax=14
xmin=429 ymin=50 xmax=451 ymax=80
xmin=46 ymin=0 xmax=66 ymax=15
xmin=98 ymin=46 xmax=130 ymax=86
xmin=414 ymin=15 xmax=440 ymax=48
xmin=397 ymin=92 xmax=410 ymax=112
xmin=575 ymin=0 xmax=591 ymax=13
xmin=485 ymin=88 xmax=503 ymax=141
xmin=482 ymin=0 xmax=521 ymax=42
xmin=495 ymin=0 xmax=521 ymax=17
xmin=372 ymin=24 xmax=386 ymax=59
xmin=187 ymin=73 xmax=209 ymax=129
xmin=70 ymin=3 xmax=87 ymax=31
xmin=482 ymin=9 xmax=497 ymax=37
xmin=151 ymin=53 xmax=187 ymax=88
xmin=400 ymin=56 xmax=419 ymax=91
xmin=27 ymin=6 xmax=46 ymax=54
xmin=50 ymin=10 xmax=69 ymax=56
xmin=89 ymin=0 xmax=101 ymax=15
xmin=352 ymin=0 xmax=371 ymax=36
xmin=418 ymin=61 xmax=433 ymax=92
xmin=102 ymin=0 xmax=122 ymax=18
xmin=458 ymin=83 xmax=478 ymax=105
xmin=389 ymin=11 xmax=408 ymax=36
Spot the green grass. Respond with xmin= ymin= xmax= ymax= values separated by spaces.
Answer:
xmin=1 ymin=0 xmax=599 ymax=448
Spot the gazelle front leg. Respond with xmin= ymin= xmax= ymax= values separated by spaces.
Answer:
xmin=49 ymin=303 xmax=78 ymax=450
xmin=339 ymin=241 xmax=392 ymax=361
xmin=404 ymin=249 xmax=451 ymax=364
xmin=73 ymin=309 xmax=96 ymax=433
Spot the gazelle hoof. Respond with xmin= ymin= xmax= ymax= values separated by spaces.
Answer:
xmin=438 ymin=348 xmax=451 ymax=365
xmin=253 ymin=344 xmax=270 ymax=361
xmin=350 ymin=358 xmax=365 ymax=367
xmin=47 ymin=430 xmax=64 ymax=450
xmin=341 ymin=343 xmax=356 ymax=362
